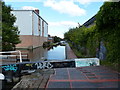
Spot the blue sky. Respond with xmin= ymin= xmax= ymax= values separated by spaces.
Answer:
xmin=4 ymin=0 xmax=108 ymax=38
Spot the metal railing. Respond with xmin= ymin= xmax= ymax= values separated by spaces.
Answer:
xmin=0 ymin=50 xmax=22 ymax=62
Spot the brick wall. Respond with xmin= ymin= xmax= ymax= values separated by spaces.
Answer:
xmin=16 ymin=35 xmax=47 ymax=49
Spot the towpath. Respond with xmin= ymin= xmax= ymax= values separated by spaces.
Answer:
xmin=66 ymin=43 xmax=77 ymax=59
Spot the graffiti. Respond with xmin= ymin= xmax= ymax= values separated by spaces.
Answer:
xmin=75 ymin=58 xmax=99 ymax=67
xmin=89 ymin=62 xmax=97 ymax=66
xmin=35 ymin=62 xmax=53 ymax=69
xmin=99 ymin=41 xmax=107 ymax=60
xmin=2 ymin=64 xmax=18 ymax=72
xmin=25 ymin=63 xmax=33 ymax=67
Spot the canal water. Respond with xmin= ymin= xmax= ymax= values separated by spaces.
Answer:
xmin=20 ymin=45 xmax=66 ymax=62
xmin=47 ymin=45 xmax=66 ymax=60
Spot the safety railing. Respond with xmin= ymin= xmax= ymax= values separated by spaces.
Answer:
xmin=0 ymin=50 xmax=22 ymax=62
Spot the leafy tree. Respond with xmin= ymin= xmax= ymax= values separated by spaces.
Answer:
xmin=0 ymin=2 xmax=2 ymax=51
xmin=1 ymin=1 xmax=21 ymax=51
xmin=96 ymin=2 xmax=120 ymax=63
xmin=53 ymin=36 xmax=61 ymax=43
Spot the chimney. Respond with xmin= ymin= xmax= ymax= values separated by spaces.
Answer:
xmin=35 ymin=9 xmax=39 ymax=15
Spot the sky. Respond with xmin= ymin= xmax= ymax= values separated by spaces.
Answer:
xmin=4 ymin=0 xmax=111 ymax=38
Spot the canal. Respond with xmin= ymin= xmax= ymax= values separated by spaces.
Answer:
xmin=20 ymin=45 xmax=66 ymax=62
xmin=47 ymin=45 xmax=66 ymax=60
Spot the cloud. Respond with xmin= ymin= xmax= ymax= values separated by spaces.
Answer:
xmin=4 ymin=0 xmax=116 ymax=2
xmin=21 ymin=6 xmax=38 ymax=10
xmin=4 ymin=0 xmax=43 ymax=2
xmin=48 ymin=21 xmax=78 ymax=38
xmin=49 ymin=21 xmax=78 ymax=27
xmin=43 ymin=0 xmax=86 ymax=16
xmin=75 ymin=0 xmax=111 ymax=4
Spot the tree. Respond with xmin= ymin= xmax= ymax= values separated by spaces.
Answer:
xmin=1 ymin=1 xmax=21 ymax=51
xmin=96 ymin=2 xmax=120 ymax=62
xmin=53 ymin=36 xmax=61 ymax=43
xmin=96 ymin=2 xmax=120 ymax=34
xmin=0 ymin=2 xmax=1 ymax=32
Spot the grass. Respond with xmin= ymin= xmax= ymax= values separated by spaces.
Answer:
xmin=72 ymin=48 xmax=82 ymax=58
xmin=68 ymin=43 xmax=82 ymax=58
xmin=68 ymin=43 xmax=94 ymax=58
xmin=100 ymin=60 xmax=120 ymax=72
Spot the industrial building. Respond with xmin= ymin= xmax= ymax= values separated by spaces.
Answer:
xmin=11 ymin=10 xmax=48 ymax=49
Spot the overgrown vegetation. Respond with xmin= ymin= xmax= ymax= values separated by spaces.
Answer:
xmin=96 ymin=2 xmax=120 ymax=63
xmin=64 ymin=2 xmax=120 ymax=71
xmin=1 ymin=1 xmax=21 ymax=51
xmin=0 ymin=2 xmax=2 ymax=51
xmin=64 ymin=25 xmax=98 ymax=58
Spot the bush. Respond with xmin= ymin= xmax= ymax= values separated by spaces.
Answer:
xmin=42 ymin=41 xmax=51 ymax=48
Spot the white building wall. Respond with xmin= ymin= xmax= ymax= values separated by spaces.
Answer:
xmin=33 ymin=12 xmax=39 ymax=36
xmin=11 ymin=11 xmax=32 ymax=35
xmin=40 ymin=19 xmax=43 ymax=36
xmin=11 ymin=10 xmax=48 ymax=37
xmin=12 ymin=10 xmax=48 ymax=37
xmin=44 ymin=22 xmax=48 ymax=37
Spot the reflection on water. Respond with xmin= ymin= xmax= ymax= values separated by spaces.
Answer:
xmin=47 ymin=45 xmax=66 ymax=60
xmin=20 ymin=46 xmax=48 ymax=62
xmin=29 ymin=47 xmax=48 ymax=61
xmin=20 ymin=45 xmax=66 ymax=62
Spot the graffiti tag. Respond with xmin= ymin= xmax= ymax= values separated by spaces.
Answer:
xmin=35 ymin=62 xmax=53 ymax=69
xmin=25 ymin=63 xmax=33 ymax=67
xmin=2 ymin=64 xmax=18 ymax=72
